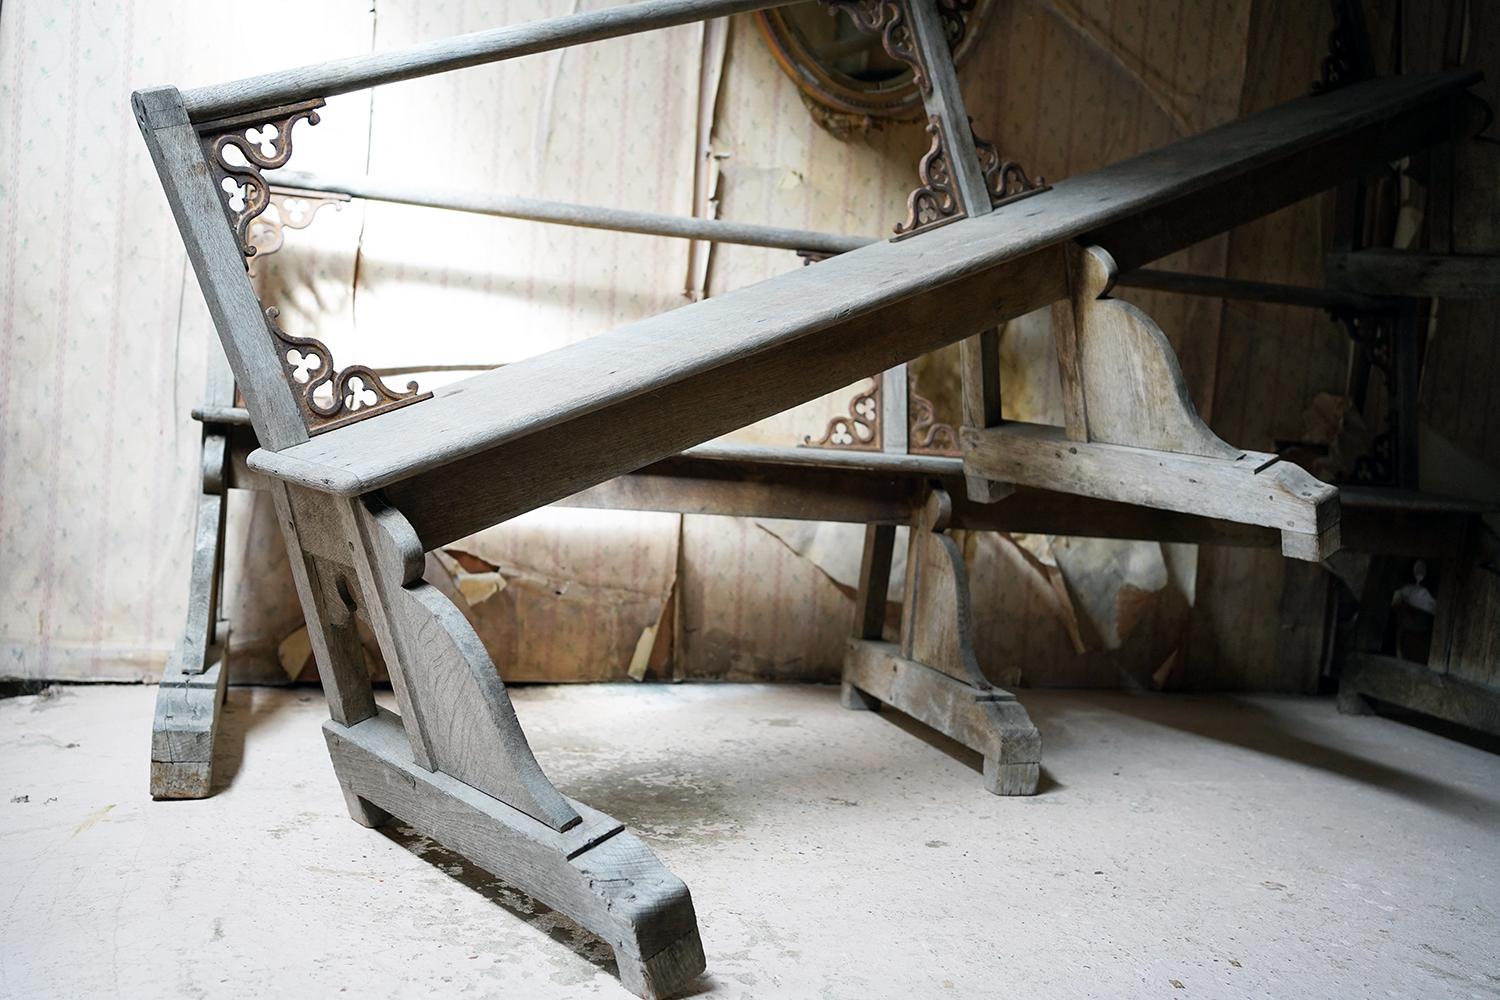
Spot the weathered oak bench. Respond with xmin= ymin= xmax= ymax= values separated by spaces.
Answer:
xmin=134 ymin=0 xmax=1481 ymax=993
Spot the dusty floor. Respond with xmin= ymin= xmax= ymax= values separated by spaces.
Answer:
xmin=1 ymin=684 xmax=1497 ymax=999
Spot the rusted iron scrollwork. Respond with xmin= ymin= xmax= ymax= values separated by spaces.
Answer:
xmin=247 ymin=186 xmax=351 ymax=262
xmin=265 ymin=308 xmax=432 ymax=437
xmin=197 ymin=101 xmax=433 ymax=433
xmin=820 ymin=0 xmax=977 ymax=95
xmin=821 ymin=1 xmax=925 ymax=91
xmin=804 ymin=376 xmax=882 ymax=450
xmin=894 ymin=116 xmax=1049 ymax=239
xmin=908 ymin=376 xmax=960 ymax=455
xmin=975 ymin=130 xmax=1047 ymax=207
xmin=799 ymin=370 xmax=961 ymax=454
xmin=198 ymin=99 xmax=326 ymax=258
xmin=895 ymin=117 xmax=962 ymax=237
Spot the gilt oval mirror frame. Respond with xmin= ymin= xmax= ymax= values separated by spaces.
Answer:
xmin=753 ymin=1 xmax=995 ymax=122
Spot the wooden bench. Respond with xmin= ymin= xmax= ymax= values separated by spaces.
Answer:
xmin=153 ymin=174 xmax=1489 ymax=804
xmin=134 ymin=0 xmax=1481 ymax=993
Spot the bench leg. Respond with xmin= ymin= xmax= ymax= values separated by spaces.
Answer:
xmin=274 ymin=484 xmax=704 ymax=999
xmin=843 ymin=492 xmax=1042 ymax=795
xmin=151 ymin=432 xmax=231 ymax=800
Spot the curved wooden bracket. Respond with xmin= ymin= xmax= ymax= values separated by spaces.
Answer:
xmin=1052 ymin=243 xmax=1238 ymax=459
xmin=345 ymin=495 xmax=582 ymax=832
xmin=901 ymin=487 xmax=992 ymax=691
xmin=962 ymin=241 xmax=1342 ymax=561
xmin=842 ymin=485 xmax=1041 ymax=795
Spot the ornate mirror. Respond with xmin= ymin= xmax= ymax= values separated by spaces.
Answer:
xmin=754 ymin=1 xmax=994 ymax=124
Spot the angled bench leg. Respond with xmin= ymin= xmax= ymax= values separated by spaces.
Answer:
xmin=151 ymin=480 xmax=229 ymax=798
xmin=272 ymin=483 xmax=704 ymax=999
xmin=151 ymin=420 xmax=232 ymax=800
xmin=842 ymin=495 xmax=1042 ymax=796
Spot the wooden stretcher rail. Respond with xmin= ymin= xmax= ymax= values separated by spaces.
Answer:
xmin=269 ymin=169 xmax=873 ymax=256
xmin=179 ymin=0 xmax=800 ymax=123
xmin=1115 ymin=267 xmax=1392 ymax=312
xmin=246 ymin=71 xmax=1480 ymax=552
xmin=267 ymin=171 xmax=1390 ymax=304
xmin=209 ymin=411 xmax=1487 ymax=558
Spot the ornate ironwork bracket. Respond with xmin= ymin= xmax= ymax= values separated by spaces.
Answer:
xmin=265 ymin=308 xmax=432 ymax=437
xmin=804 ymin=376 xmax=883 ymax=450
xmin=198 ymin=100 xmax=326 ymax=258
xmin=975 ymin=130 xmax=1046 ymax=207
xmin=821 ymin=0 xmax=976 ymax=95
xmin=1311 ymin=0 xmax=1374 ymax=94
xmin=893 ymin=116 xmax=1048 ymax=239
xmin=247 ymin=185 xmax=351 ymax=261
xmin=1329 ymin=307 xmax=1400 ymax=486
xmin=895 ymin=117 xmax=963 ymax=237
xmin=800 ymin=370 xmax=960 ymax=454
xmin=908 ymin=377 xmax=959 ymax=455
xmin=198 ymin=101 xmax=434 ymax=434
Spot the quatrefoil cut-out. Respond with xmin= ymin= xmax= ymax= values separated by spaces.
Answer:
xmin=264 ymin=308 xmax=432 ymax=436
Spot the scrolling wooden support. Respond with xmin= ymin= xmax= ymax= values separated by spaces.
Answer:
xmin=841 ymin=489 xmax=1041 ymax=794
xmin=964 ymin=242 xmax=1342 ymax=561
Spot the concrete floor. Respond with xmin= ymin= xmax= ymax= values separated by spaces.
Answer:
xmin=1 ymin=684 xmax=1497 ymax=1000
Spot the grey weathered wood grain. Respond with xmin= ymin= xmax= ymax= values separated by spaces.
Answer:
xmin=1117 ymin=267 xmax=1389 ymax=311
xmin=899 ymin=489 xmax=990 ymax=689
xmin=855 ymin=523 xmax=898 ymax=641
xmin=178 ymin=0 xmax=799 ymax=123
xmin=842 ymin=524 xmax=896 ymax=712
xmin=1340 ymin=653 xmax=1500 ymax=738
xmin=907 ymin=0 xmax=1010 ymax=499
xmin=269 ymin=169 xmax=873 ymax=255
xmin=325 ymin=709 xmax=705 ymax=998
xmin=962 ymin=421 xmax=1340 ymax=560
xmin=905 ymin=0 xmax=990 ymax=215
xmin=1054 ymin=243 xmax=1239 ymax=458
xmin=247 ymin=71 xmax=1478 ymax=527
xmin=1325 ymin=248 xmax=1500 ymax=299
xmin=340 ymin=495 xmax=582 ymax=832
xmin=843 ymin=639 xmax=1040 ymax=796
xmin=150 ymin=337 xmax=235 ymax=800
xmin=269 ymin=482 xmax=378 ymax=729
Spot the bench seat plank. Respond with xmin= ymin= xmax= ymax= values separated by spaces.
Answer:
xmin=248 ymin=71 xmax=1476 ymax=547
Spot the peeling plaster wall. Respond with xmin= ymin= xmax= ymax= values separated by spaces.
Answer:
xmin=2 ymin=0 xmax=1492 ymax=690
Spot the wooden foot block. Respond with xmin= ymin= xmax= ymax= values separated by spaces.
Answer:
xmin=1335 ymin=683 xmax=1375 ymax=716
xmin=324 ymin=709 xmax=705 ymax=1000
xmin=984 ymin=758 xmax=1041 ymax=796
xmin=1340 ymin=653 xmax=1500 ymax=737
xmin=840 ymin=680 xmax=880 ymax=711
xmin=844 ymin=639 xmax=1041 ymax=796
xmin=150 ymin=656 xmax=229 ymax=800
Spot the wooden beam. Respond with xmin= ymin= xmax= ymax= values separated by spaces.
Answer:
xmin=179 ymin=0 xmax=800 ymax=122
xmin=244 ymin=71 xmax=1479 ymax=554
xmin=1117 ymin=267 xmax=1391 ymax=312
xmin=1340 ymin=653 xmax=1500 ymax=738
xmin=844 ymin=639 xmax=1041 ymax=795
xmin=961 ymin=422 xmax=1340 ymax=560
xmin=324 ymin=709 xmax=705 ymax=997
xmin=1326 ymin=249 xmax=1500 ymax=299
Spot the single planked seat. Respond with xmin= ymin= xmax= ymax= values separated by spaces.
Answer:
xmin=247 ymin=70 xmax=1479 ymax=555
